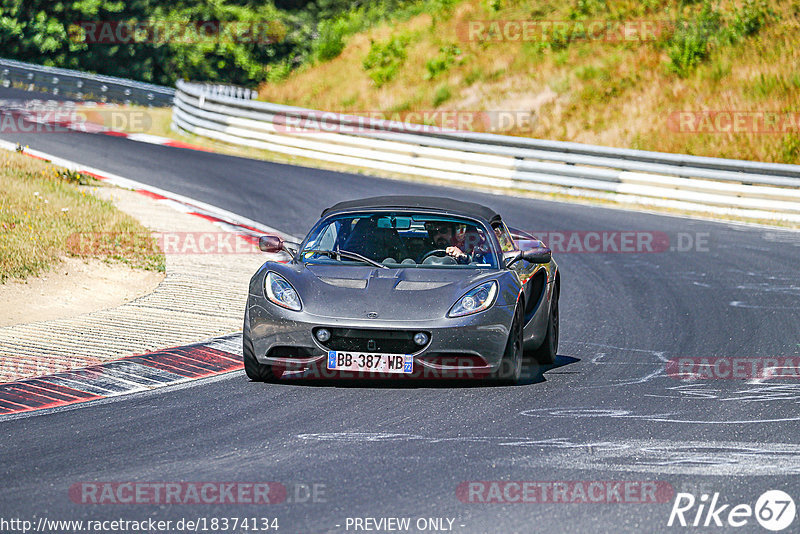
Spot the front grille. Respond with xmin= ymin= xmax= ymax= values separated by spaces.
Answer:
xmin=316 ymin=328 xmax=429 ymax=354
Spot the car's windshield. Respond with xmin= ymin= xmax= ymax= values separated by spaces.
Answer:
xmin=300 ymin=211 xmax=499 ymax=269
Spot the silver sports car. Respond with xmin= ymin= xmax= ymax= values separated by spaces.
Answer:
xmin=244 ymin=196 xmax=559 ymax=384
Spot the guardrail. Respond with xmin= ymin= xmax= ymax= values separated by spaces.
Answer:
xmin=188 ymin=83 xmax=258 ymax=100
xmin=0 ymin=58 xmax=174 ymax=106
xmin=173 ymin=80 xmax=800 ymax=223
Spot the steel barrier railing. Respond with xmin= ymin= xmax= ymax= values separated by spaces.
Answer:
xmin=172 ymin=80 xmax=800 ymax=222
xmin=0 ymin=57 xmax=175 ymax=106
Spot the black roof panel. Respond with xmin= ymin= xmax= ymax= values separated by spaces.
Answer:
xmin=321 ymin=195 xmax=501 ymax=224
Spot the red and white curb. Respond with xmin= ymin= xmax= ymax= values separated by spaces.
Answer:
xmin=0 ymin=141 xmax=300 ymax=408
xmin=5 ymin=101 xmax=211 ymax=152
xmin=103 ymin=131 xmax=211 ymax=151
xmin=0 ymin=335 xmax=242 ymax=416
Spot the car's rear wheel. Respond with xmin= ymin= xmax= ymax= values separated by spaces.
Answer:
xmin=243 ymin=310 xmax=275 ymax=382
xmin=532 ymin=286 xmax=559 ymax=365
xmin=492 ymin=304 xmax=523 ymax=385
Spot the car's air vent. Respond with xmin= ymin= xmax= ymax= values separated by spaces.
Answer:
xmin=394 ymin=281 xmax=451 ymax=290
xmin=418 ymin=353 xmax=489 ymax=368
xmin=318 ymin=277 xmax=367 ymax=289
xmin=266 ymin=346 xmax=317 ymax=359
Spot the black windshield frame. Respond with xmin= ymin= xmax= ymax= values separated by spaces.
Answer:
xmin=297 ymin=209 xmax=502 ymax=269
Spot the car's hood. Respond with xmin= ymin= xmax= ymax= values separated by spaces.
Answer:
xmin=281 ymin=263 xmax=502 ymax=320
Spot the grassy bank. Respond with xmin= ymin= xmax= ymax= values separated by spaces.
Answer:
xmin=258 ymin=0 xmax=800 ymax=164
xmin=0 ymin=151 xmax=164 ymax=282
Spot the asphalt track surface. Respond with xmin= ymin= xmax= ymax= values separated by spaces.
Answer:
xmin=1 ymin=87 xmax=800 ymax=533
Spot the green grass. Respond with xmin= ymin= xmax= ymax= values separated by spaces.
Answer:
xmin=433 ymin=84 xmax=453 ymax=106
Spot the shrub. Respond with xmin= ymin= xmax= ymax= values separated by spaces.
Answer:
xmin=266 ymin=60 xmax=294 ymax=83
xmin=780 ymin=134 xmax=800 ymax=163
xmin=464 ymin=67 xmax=484 ymax=85
xmin=314 ymin=19 xmax=348 ymax=62
xmin=432 ymin=84 xmax=452 ymax=107
xmin=667 ymin=2 xmax=720 ymax=77
xmin=730 ymin=0 xmax=773 ymax=39
xmin=667 ymin=0 xmax=775 ymax=77
xmin=568 ymin=0 xmax=607 ymax=19
xmin=424 ymin=44 xmax=462 ymax=80
xmin=362 ymin=34 xmax=411 ymax=87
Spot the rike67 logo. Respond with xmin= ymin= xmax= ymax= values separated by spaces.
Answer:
xmin=668 ymin=490 xmax=796 ymax=531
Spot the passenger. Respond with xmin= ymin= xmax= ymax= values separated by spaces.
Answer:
xmin=493 ymin=223 xmax=515 ymax=252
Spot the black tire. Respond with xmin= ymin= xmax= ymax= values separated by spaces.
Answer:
xmin=243 ymin=310 xmax=275 ymax=382
xmin=492 ymin=304 xmax=523 ymax=385
xmin=532 ymin=286 xmax=559 ymax=365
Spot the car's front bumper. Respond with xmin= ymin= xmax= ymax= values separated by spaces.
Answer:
xmin=247 ymin=296 xmax=516 ymax=378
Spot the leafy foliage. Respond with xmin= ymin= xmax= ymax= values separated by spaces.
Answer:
xmin=424 ymin=44 xmax=461 ymax=80
xmin=666 ymin=0 xmax=775 ymax=77
xmin=432 ymin=84 xmax=451 ymax=107
xmin=362 ymin=34 xmax=411 ymax=87
xmin=0 ymin=0 xmax=453 ymax=86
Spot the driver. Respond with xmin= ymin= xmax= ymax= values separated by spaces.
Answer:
xmin=426 ymin=221 xmax=490 ymax=264
xmin=426 ymin=221 xmax=464 ymax=262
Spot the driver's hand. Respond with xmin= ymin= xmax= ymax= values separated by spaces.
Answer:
xmin=446 ymin=246 xmax=468 ymax=262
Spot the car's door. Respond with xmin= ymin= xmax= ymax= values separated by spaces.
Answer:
xmin=505 ymin=224 xmax=549 ymax=320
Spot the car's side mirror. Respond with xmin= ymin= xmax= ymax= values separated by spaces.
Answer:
xmin=522 ymin=246 xmax=552 ymax=264
xmin=259 ymin=235 xmax=301 ymax=256
xmin=505 ymin=245 xmax=552 ymax=267
xmin=259 ymin=235 xmax=284 ymax=253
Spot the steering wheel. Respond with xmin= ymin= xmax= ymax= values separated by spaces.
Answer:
xmin=419 ymin=249 xmax=449 ymax=263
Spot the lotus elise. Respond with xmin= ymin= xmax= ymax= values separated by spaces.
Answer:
xmin=243 ymin=196 xmax=559 ymax=384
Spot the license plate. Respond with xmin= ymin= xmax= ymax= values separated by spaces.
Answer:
xmin=327 ymin=351 xmax=413 ymax=374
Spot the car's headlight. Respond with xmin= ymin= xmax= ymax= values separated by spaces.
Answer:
xmin=448 ymin=280 xmax=498 ymax=317
xmin=264 ymin=272 xmax=302 ymax=311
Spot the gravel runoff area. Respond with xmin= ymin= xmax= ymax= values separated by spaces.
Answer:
xmin=0 ymin=186 xmax=266 ymax=383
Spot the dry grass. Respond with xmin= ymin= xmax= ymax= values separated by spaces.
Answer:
xmin=257 ymin=0 xmax=800 ymax=164
xmin=72 ymin=104 xmax=174 ymax=135
xmin=0 ymin=151 xmax=165 ymax=282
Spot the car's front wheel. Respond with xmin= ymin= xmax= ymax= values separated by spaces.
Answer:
xmin=492 ymin=303 xmax=523 ymax=385
xmin=243 ymin=310 xmax=275 ymax=382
